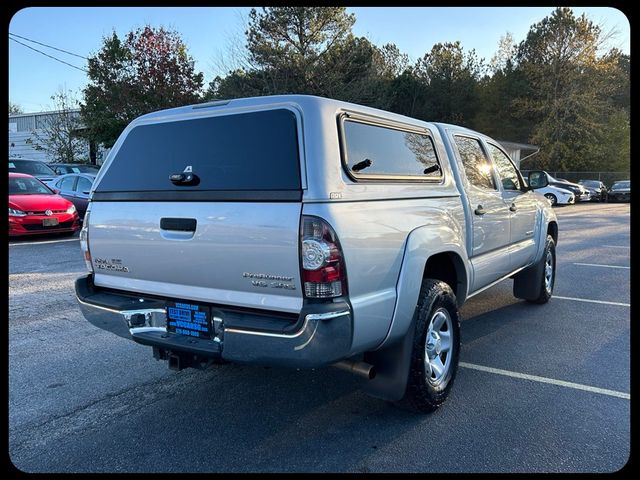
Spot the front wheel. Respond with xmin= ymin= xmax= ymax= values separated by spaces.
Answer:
xmin=544 ymin=193 xmax=557 ymax=206
xmin=397 ymin=279 xmax=460 ymax=413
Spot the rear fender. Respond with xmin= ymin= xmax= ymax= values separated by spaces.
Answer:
xmin=531 ymin=201 xmax=558 ymax=264
xmin=363 ymin=214 xmax=469 ymax=401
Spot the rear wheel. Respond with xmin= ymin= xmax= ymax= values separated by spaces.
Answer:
xmin=544 ymin=193 xmax=557 ymax=206
xmin=528 ymin=235 xmax=556 ymax=304
xmin=513 ymin=234 xmax=556 ymax=303
xmin=397 ymin=279 xmax=460 ymax=413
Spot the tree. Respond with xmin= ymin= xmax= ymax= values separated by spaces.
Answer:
xmin=25 ymin=89 xmax=87 ymax=163
xmin=515 ymin=7 xmax=618 ymax=171
xmin=207 ymin=7 xmax=368 ymax=100
xmin=489 ymin=32 xmax=517 ymax=73
xmin=206 ymin=7 xmax=403 ymax=109
xmin=81 ymin=26 xmax=204 ymax=147
xmin=474 ymin=34 xmax=533 ymax=142
xmin=411 ymin=41 xmax=483 ymax=125
xmin=9 ymin=102 xmax=23 ymax=115
xmin=205 ymin=6 xmax=629 ymax=176
xmin=386 ymin=67 xmax=427 ymax=118
xmin=245 ymin=7 xmax=355 ymax=94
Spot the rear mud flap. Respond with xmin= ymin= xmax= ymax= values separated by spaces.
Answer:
xmin=362 ymin=324 xmax=416 ymax=402
xmin=513 ymin=257 xmax=544 ymax=301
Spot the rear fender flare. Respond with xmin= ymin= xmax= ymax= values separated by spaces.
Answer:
xmin=532 ymin=202 xmax=558 ymax=264
xmin=362 ymin=216 xmax=468 ymax=402
xmin=380 ymin=221 xmax=469 ymax=350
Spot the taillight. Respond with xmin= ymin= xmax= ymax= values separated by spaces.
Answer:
xmin=301 ymin=216 xmax=347 ymax=299
xmin=79 ymin=207 xmax=93 ymax=273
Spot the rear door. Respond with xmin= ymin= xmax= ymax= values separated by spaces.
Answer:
xmin=451 ymin=134 xmax=511 ymax=292
xmin=72 ymin=175 xmax=93 ymax=217
xmin=56 ymin=175 xmax=78 ymax=203
xmin=89 ymin=107 xmax=305 ymax=313
xmin=485 ymin=142 xmax=539 ymax=270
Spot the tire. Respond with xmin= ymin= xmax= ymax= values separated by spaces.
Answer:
xmin=544 ymin=193 xmax=557 ymax=206
xmin=527 ymin=234 xmax=556 ymax=304
xmin=396 ymin=279 xmax=460 ymax=413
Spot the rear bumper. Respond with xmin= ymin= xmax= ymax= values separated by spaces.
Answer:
xmin=608 ymin=192 xmax=630 ymax=202
xmin=75 ymin=274 xmax=353 ymax=368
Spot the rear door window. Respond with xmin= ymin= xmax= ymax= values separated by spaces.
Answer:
xmin=59 ymin=176 xmax=77 ymax=192
xmin=75 ymin=176 xmax=93 ymax=193
xmin=95 ymin=109 xmax=301 ymax=197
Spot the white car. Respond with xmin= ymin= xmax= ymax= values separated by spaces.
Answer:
xmin=534 ymin=185 xmax=575 ymax=206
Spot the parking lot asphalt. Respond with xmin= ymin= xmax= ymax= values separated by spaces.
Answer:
xmin=8 ymin=202 xmax=630 ymax=473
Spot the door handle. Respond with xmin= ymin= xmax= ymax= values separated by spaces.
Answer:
xmin=160 ymin=218 xmax=197 ymax=232
xmin=509 ymin=203 xmax=517 ymax=212
xmin=474 ymin=205 xmax=486 ymax=216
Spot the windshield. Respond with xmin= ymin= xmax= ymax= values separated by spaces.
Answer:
xmin=9 ymin=176 xmax=54 ymax=195
xmin=66 ymin=164 xmax=100 ymax=173
xmin=9 ymin=159 xmax=57 ymax=176
xmin=611 ymin=181 xmax=630 ymax=190
xmin=580 ymin=180 xmax=600 ymax=187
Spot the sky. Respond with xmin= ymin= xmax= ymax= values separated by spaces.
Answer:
xmin=8 ymin=6 xmax=630 ymax=113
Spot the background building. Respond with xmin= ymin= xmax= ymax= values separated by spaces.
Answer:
xmin=9 ymin=109 xmax=108 ymax=164
xmin=497 ymin=140 xmax=539 ymax=169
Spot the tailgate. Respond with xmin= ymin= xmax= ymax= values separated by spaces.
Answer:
xmin=88 ymin=202 xmax=303 ymax=312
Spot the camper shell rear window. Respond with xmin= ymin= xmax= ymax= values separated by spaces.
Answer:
xmin=94 ymin=108 xmax=301 ymax=201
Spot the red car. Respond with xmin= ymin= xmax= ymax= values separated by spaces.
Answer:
xmin=9 ymin=172 xmax=80 ymax=237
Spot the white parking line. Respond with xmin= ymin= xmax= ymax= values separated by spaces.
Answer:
xmin=603 ymin=245 xmax=630 ymax=249
xmin=460 ymin=362 xmax=630 ymax=400
xmin=573 ymin=263 xmax=630 ymax=270
xmin=553 ymin=296 xmax=630 ymax=307
xmin=9 ymin=238 xmax=79 ymax=246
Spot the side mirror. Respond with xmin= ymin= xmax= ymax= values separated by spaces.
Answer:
xmin=527 ymin=170 xmax=548 ymax=189
xmin=52 ymin=187 xmax=61 ymax=194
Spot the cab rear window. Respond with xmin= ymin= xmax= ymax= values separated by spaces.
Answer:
xmin=95 ymin=109 xmax=301 ymax=196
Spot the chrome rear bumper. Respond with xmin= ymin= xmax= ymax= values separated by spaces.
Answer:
xmin=75 ymin=274 xmax=353 ymax=368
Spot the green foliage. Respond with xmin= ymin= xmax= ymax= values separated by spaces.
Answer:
xmin=246 ymin=7 xmax=355 ymax=93
xmin=80 ymin=8 xmax=629 ymax=174
xmin=413 ymin=42 xmax=483 ymax=125
xmin=514 ymin=7 xmax=624 ymax=171
xmin=81 ymin=26 xmax=204 ymax=147
xmin=474 ymin=66 xmax=533 ymax=143
xmin=9 ymin=102 xmax=23 ymax=115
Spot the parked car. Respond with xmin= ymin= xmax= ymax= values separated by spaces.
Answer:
xmin=579 ymin=179 xmax=608 ymax=202
xmin=539 ymin=173 xmax=590 ymax=202
xmin=9 ymin=172 xmax=80 ymax=237
xmin=608 ymin=180 xmax=630 ymax=202
xmin=527 ymin=171 xmax=575 ymax=206
xmin=8 ymin=158 xmax=58 ymax=183
xmin=47 ymin=173 xmax=95 ymax=220
xmin=51 ymin=163 xmax=101 ymax=175
xmin=75 ymin=95 xmax=558 ymax=413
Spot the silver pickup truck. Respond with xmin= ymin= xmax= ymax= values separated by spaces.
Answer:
xmin=75 ymin=95 xmax=558 ymax=413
